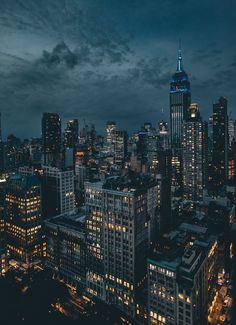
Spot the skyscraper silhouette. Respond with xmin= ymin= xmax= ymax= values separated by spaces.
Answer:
xmin=170 ymin=45 xmax=191 ymax=190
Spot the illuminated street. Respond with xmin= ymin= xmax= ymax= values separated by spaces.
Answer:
xmin=208 ymin=269 xmax=232 ymax=324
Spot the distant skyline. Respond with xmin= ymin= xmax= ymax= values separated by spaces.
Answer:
xmin=0 ymin=0 xmax=235 ymax=138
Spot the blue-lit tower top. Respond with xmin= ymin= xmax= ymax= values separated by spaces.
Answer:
xmin=170 ymin=48 xmax=190 ymax=94
xmin=170 ymin=45 xmax=191 ymax=150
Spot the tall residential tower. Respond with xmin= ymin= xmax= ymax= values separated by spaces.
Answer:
xmin=210 ymin=97 xmax=228 ymax=190
xmin=182 ymin=103 xmax=208 ymax=201
xmin=42 ymin=113 xmax=62 ymax=166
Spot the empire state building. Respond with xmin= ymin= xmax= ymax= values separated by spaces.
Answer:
xmin=170 ymin=48 xmax=191 ymax=148
xmin=170 ymin=47 xmax=191 ymax=190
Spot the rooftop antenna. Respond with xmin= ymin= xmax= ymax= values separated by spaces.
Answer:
xmin=177 ymin=38 xmax=183 ymax=72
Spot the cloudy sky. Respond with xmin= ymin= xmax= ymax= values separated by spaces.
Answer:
xmin=0 ymin=0 xmax=235 ymax=138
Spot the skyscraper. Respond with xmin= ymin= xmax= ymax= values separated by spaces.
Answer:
xmin=85 ymin=181 xmax=105 ymax=300
xmin=170 ymin=48 xmax=191 ymax=149
xmin=41 ymin=166 xmax=75 ymax=219
xmin=42 ymin=113 xmax=62 ymax=166
xmin=106 ymin=121 xmax=117 ymax=153
xmin=5 ymin=174 xmax=43 ymax=265
xmin=148 ymin=224 xmax=218 ymax=325
xmin=102 ymin=177 xmax=149 ymax=318
xmin=84 ymin=174 xmax=163 ymax=318
xmin=182 ymin=103 xmax=207 ymax=201
xmin=64 ymin=119 xmax=79 ymax=149
xmin=170 ymin=47 xmax=191 ymax=190
xmin=114 ymin=130 xmax=128 ymax=166
xmin=210 ymin=97 xmax=228 ymax=190
xmin=64 ymin=119 xmax=79 ymax=168
xmin=158 ymin=120 xmax=169 ymax=150
xmin=45 ymin=211 xmax=86 ymax=292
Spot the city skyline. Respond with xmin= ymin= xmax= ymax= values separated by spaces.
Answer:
xmin=0 ymin=2 xmax=235 ymax=325
xmin=0 ymin=0 xmax=235 ymax=138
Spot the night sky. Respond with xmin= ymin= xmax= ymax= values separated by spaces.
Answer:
xmin=0 ymin=0 xmax=235 ymax=138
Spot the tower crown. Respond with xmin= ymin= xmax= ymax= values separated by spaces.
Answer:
xmin=177 ymin=48 xmax=183 ymax=72
xmin=170 ymin=43 xmax=190 ymax=93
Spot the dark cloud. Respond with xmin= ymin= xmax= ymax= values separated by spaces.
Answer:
xmin=0 ymin=45 xmax=169 ymax=138
xmin=0 ymin=0 xmax=235 ymax=138
xmin=39 ymin=42 xmax=78 ymax=68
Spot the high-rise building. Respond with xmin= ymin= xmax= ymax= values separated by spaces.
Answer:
xmin=158 ymin=120 xmax=169 ymax=150
xmin=84 ymin=174 xmax=163 ymax=317
xmin=136 ymin=127 xmax=160 ymax=170
xmin=3 ymin=134 xmax=29 ymax=172
xmin=210 ymin=97 xmax=228 ymax=189
xmin=102 ymin=178 xmax=148 ymax=317
xmin=5 ymin=174 xmax=43 ymax=265
xmin=42 ymin=166 xmax=75 ymax=219
xmin=170 ymin=47 xmax=191 ymax=191
xmin=45 ymin=211 xmax=86 ymax=292
xmin=64 ymin=119 xmax=79 ymax=169
xmin=106 ymin=121 xmax=117 ymax=153
xmin=29 ymin=138 xmax=42 ymax=166
xmin=42 ymin=113 xmax=62 ymax=166
xmin=79 ymin=123 xmax=96 ymax=147
xmin=85 ymin=181 xmax=105 ymax=300
xmin=114 ymin=130 xmax=128 ymax=166
xmin=170 ymin=48 xmax=191 ymax=149
xmin=155 ymin=149 xmax=172 ymax=182
xmin=148 ymin=224 xmax=218 ymax=325
xmin=105 ymin=122 xmax=127 ymax=166
xmin=137 ymin=130 xmax=149 ymax=165
xmin=182 ymin=103 xmax=208 ymax=201
xmin=64 ymin=119 xmax=79 ymax=149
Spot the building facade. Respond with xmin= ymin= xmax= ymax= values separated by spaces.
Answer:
xmin=210 ymin=97 xmax=228 ymax=190
xmin=159 ymin=120 xmax=170 ymax=151
xmin=170 ymin=48 xmax=191 ymax=191
xmin=85 ymin=175 xmax=162 ymax=318
xmin=114 ymin=130 xmax=128 ymax=166
xmin=64 ymin=119 xmax=79 ymax=149
xmin=182 ymin=103 xmax=207 ymax=201
xmin=42 ymin=166 xmax=75 ymax=219
xmin=102 ymin=180 xmax=149 ymax=317
xmin=5 ymin=174 xmax=43 ymax=265
xmin=42 ymin=112 xmax=62 ymax=166
xmin=85 ymin=181 xmax=105 ymax=300
xmin=45 ymin=211 xmax=86 ymax=291
xmin=148 ymin=224 xmax=218 ymax=325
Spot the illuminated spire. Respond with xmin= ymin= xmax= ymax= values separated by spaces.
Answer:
xmin=177 ymin=39 xmax=183 ymax=72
